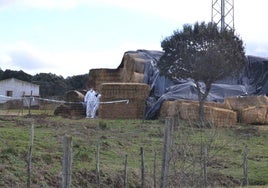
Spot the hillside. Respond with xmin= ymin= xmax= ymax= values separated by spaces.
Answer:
xmin=0 ymin=114 xmax=267 ymax=187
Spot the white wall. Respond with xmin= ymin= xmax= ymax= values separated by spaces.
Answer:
xmin=0 ymin=78 xmax=39 ymax=104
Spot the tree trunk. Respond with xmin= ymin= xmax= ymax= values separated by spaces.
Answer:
xmin=199 ymin=99 xmax=205 ymax=124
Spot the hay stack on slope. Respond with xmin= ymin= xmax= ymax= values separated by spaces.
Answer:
xmin=99 ymin=83 xmax=150 ymax=119
xmin=160 ymin=100 xmax=237 ymax=127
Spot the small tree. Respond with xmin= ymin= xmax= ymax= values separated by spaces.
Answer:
xmin=158 ymin=22 xmax=246 ymax=122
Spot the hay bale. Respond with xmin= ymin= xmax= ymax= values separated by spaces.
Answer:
xmin=131 ymin=72 xmax=144 ymax=83
xmin=99 ymin=83 xmax=150 ymax=119
xmin=88 ymin=68 xmax=123 ymax=91
xmin=240 ymin=106 xmax=268 ymax=124
xmin=224 ymin=95 xmax=268 ymax=111
xmin=134 ymin=58 xmax=147 ymax=73
xmin=160 ymin=99 xmax=237 ymax=127
xmin=120 ymin=53 xmax=147 ymax=82
xmin=54 ymin=104 xmax=71 ymax=117
xmin=64 ymin=90 xmax=85 ymax=102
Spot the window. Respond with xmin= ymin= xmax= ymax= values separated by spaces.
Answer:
xmin=6 ymin=90 xmax=13 ymax=97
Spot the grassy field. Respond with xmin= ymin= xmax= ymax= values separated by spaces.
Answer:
xmin=0 ymin=114 xmax=267 ymax=187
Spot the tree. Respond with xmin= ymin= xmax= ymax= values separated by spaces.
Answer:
xmin=158 ymin=22 xmax=246 ymax=122
xmin=0 ymin=69 xmax=32 ymax=82
xmin=65 ymin=74 xmax=88 ymax=90
xmin=32 ymin=73 xmax=69 ymax=97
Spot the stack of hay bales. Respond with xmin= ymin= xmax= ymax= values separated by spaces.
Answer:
xmin=99 ymin=83 xmax=150 ymax=119
xmin=88 ymin=69 xmax=123 ymax=91
xmin=120 ymin=53 xmax=147 ymax=83
xmin=54 ymin=90 xmax=85 ymax=117
xmin=160 ymin=100 xmax=237 ymax=127
xmin=224 ymin=95 xmax=268 ymax=124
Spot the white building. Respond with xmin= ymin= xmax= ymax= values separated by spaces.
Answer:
xmin=0 ymin=78 xmax=40 ymax=106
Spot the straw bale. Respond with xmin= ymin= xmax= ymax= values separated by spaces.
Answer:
xmin=131 ymin=72 xmax=144 ymax=83
xmin=99 ymin=83 xmax=150 ymax=119
xmin=54 ymin=104 xmax=71 ymax=117
xmin=121 ymin=54 xmax=136 ymax=82
xmin=224 ymin=95 xmax=268 ymax=111
xmin=160 ymin=99 xmax=237 ymax=127
xmin=100 ymin=83 xmax=150 ymax=100
xmin=68 ymin=103 xmax=85 ymax=117
xmin=88 ymin=68 xmax=123 ymax=91
xmin=64 ymin=90 xmax=85 ymax=102
xmin=240 ymin=106 xmax=268 ymax=124
xmin=120 ymin=53 xmax=147 ymax=82
xmin=134 ymin=58 xmax=147 ymax=73
xmin=160 ymin=99 xmax=230 ymax=118
xmin=54 ymin=102 xmax=85 ymax=118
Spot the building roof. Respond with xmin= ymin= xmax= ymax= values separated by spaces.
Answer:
xmin=0 ymin=77 xmax=39 ymax=87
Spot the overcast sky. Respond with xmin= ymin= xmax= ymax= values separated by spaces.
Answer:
xmin=0 ymin=0 xmax=267 ymax=77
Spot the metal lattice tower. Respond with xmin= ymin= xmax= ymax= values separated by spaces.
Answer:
xmin=212 ymin=0 xmax=234 ymax=31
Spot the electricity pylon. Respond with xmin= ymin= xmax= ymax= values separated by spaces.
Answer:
xmin=212 ymin=0 xmax=234 ymax=31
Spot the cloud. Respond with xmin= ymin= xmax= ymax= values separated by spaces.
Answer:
xmin=0 ymin=0 xmax=86 ymax=10
xmin=0 ymin=0 xmax=211 ymax=23
xmin=0 ymin=41 xmax=54 ymax=74
xmin=0 ymin=40 xmax=162 ymax=77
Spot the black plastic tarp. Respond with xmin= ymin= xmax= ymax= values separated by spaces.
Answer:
xmin=120 ymin=50 xmax=268 ymax=119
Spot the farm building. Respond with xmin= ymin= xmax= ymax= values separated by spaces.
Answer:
xmin=0 ymin=78 xmax=40 ymax=106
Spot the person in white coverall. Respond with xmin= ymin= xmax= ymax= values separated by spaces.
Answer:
xmin=84 ymin=89 xmax=101 ymax=118
xmin=84 ymin=88 xmax=96 ymax=118
xmin=92 ymin=93 xmax=101 ymax=118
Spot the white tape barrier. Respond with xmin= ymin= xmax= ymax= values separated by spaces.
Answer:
xmin=0 ymin=95 xmax=129 ymax=105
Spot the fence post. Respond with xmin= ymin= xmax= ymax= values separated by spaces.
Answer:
xmin=141 ymin=147 xmax=145 ymax=188
xmin=203 ymin=144 xmax=208 ymax=187
xmin=243 ymin=145 xmax=249 ymax=186
xmin=153 ymin=151 xmax=157 ymax=188
xmin=28 ymin=90 xmax=33 ymax=115
xmin=27 ymin=124 xmax=34 ymax=188
xmin=62 ymin=135 xmax=72 ymax=188
xmin=96 ymin=138 xmax=101 ymax=188
xmin=124 ymin=154 xmax=128 ymax=188
xmin=160 ymin=118 xmax=174 ymax=188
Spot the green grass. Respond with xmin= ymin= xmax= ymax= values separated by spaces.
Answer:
xmin=0 ymin=115 xmax=267 ymax=187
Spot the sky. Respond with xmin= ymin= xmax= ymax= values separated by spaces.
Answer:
xmin=0 ymin=0 xmax=268 ymax=78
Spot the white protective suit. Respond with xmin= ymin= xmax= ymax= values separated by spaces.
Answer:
xmin=84 ymin=89 xmax=96 ymax=118
xmin=92 ymin=93 xmax=101 ymax=118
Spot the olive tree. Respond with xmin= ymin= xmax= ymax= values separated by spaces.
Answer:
xmin=158 ymin=22 xmax=246 ymax=122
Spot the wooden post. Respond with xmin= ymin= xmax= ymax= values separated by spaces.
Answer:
xmin=141 ymin=147 xmax=145 ymax=188
xmin=160 ymin=118 xmax=174 ymax=188
xmin=203 ymin=144 xmax=208 ymax=187
xmin=243 ymin=145 xmax=249 ymax=186
xmin=153 ymin=151 xmax=157 ymax=188
xmin=27 ymin=124 xmax=34 ymax=188
xmin=62 ymin=136 xmax=72 ymax=188
xmin=123 ymin=154 xmax=128 ymax=188
xmin=96 ymin=138 xmax=101 ymax=188
xmin=28 ymin=90 xmax=33 ymax=115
